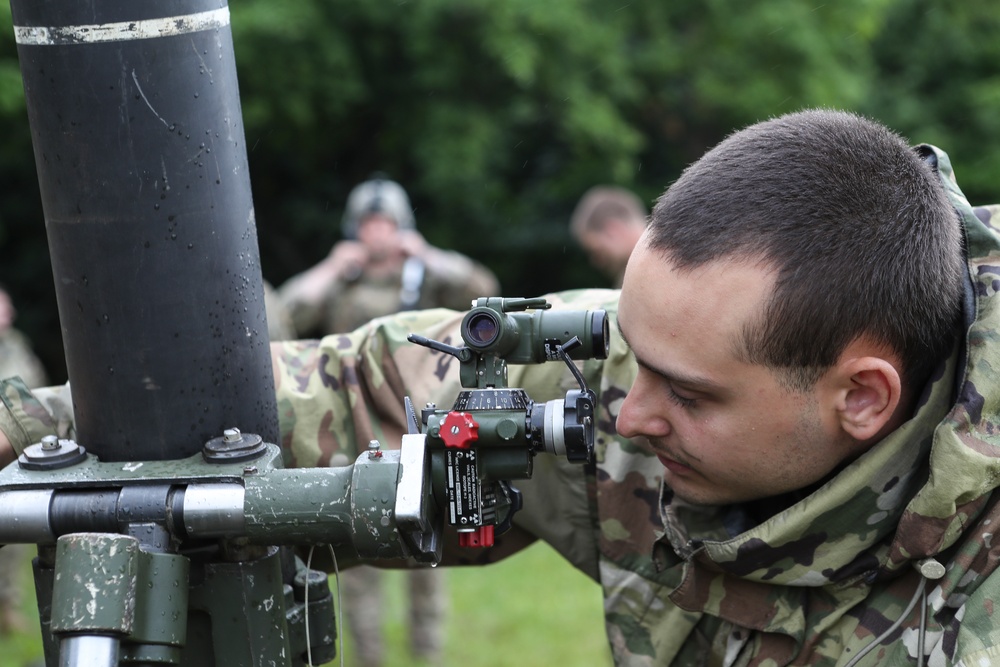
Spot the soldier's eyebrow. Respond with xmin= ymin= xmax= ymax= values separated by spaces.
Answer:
xmin=616 ymin=316 xmax=728 ymax=395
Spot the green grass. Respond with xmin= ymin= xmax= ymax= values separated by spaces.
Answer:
xmin=337 ymin=542 xmax=612 ymax=666
xmin=0 ymin=541 xmax=611 ymax=666
xmin=446 ymin=542 xmax=611 ymax=666
xmin=0 ymin=546 xmax=44 ymax=667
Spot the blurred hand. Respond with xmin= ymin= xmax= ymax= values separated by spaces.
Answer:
xmin=327 ymin=240 xmax=369 ymax=280
xmin=397 ymin=229 xmax=429 ymax=259
xmin=0 ymin=430 xmax=14 ymax=468
xmin=0 ymin=289 xmax=15 ymax=333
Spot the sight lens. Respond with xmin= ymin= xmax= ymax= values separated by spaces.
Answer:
xmin=466 ymin=312 xmax=499 ymax=346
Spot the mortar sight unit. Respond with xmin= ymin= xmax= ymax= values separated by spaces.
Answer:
xmin=409 ymin=296 xmax=608 ymax=547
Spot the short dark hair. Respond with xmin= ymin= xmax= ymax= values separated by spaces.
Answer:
xmin=646 ymin=109 xmax=963 ymax=389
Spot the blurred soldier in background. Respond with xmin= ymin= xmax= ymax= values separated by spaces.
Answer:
xmin=0 ymin=286 xmax=48 ymax=636
xmin=262 ymin=280 xmax=294 ymax=342
xmin=569 ymin=185 xmax=648 ymax=287
xmin=279 ymin=177 xmax=499 ymax=667
xmin=280 ymin=176 xmax=499 ymax=338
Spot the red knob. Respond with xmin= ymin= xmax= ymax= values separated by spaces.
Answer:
xmin=459 ymin=526 xmax=495 ymax=548
xmin=440 ymin=411 xmax=479 ymax=449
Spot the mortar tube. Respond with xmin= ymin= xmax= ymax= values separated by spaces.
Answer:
xmin=9 ymin=1 xmax=278 ymax=461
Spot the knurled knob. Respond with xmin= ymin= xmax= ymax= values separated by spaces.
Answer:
xmin=440 ymin=411 xmax=479 ymax=449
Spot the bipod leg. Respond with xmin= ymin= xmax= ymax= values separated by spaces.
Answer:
xmin=50 ymin=533 xmax=136 ymax=667
xmin=49 ymin=532 xmax=190 ymax=666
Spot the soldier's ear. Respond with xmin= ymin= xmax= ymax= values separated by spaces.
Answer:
xmin=832 ymin=355 xmax=902 ymax=444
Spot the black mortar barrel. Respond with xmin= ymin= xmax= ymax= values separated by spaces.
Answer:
xmin=9 ymin=1 xmax=278 ymax=461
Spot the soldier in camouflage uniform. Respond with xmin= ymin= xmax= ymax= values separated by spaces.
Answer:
xmin=277 ymin=177 xmax=500 ymax=667
xmin=278 ymin=177 xmax=499 ymax=337
xmin=262 ymin=280 xmax=295 ymax=342
xmin=0 ymin=287 xmax=47 ymax=636
xmin=4 ymin=109 xmax=1000 ymax=665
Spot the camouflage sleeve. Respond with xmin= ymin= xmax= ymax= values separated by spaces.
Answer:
xmin=271 ymin=289 xmax=618 ymax=578
xmin=0 ymin=378 xmax=73 ymax=455
xmin=973 ymin=204 xmax=1000 ymax=230
xmin=951 ymin=555 xmax=1000 ymax=665
xmin=0 ymin=329 xmax=49 ymax=389
xmin=278 ymin=292 xmax=325 ymax=339
xmin=271 ymin=307 xmax=470 ymax=469
xmin=263 ymin=280 xmax=296 ymax=341
xmin=276 ymin=263 xmax=341 ymax=336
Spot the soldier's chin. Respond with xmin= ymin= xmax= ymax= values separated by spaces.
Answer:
xmin=665 ymin=477 xmax=742 ymax=507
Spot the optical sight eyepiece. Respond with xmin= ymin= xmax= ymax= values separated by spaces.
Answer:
xmin=459 ymin=299 xmax=609 ymax=364
xmin=465 ymin=311 xmax=502 ymax=347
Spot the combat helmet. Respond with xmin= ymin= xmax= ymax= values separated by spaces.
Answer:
xmin=341 ymin=176 xmax=415 ymax=239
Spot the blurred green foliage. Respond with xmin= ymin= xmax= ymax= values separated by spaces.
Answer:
xmin=0 ymin=0 xmax=997 ymax=381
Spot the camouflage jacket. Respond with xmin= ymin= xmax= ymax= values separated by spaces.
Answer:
xmin=0 ymin=327 xmax=48 ymax=389
xmin=279 ymin=246 xmax=500 ymax=336
xmin=4 ymin=147 xmax=1000 ymax=666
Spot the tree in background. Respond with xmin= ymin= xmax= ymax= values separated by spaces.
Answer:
xmin=0 ymin=0 xmax=996 ymax=381
xmin=864 ymin=0 xmax=1000 ymax=204
xmin=231 ymin=0 xmax=894 ymax=294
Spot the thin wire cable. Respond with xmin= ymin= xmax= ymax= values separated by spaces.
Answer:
xmin=843 ymin=578 xmax=927 ymax=667
xmin=303 ymin=545 xmax=344 ymax=666
xmin=306 ymin=546 xmax=315 ymax=666
xmin=917 ymin=585 xmax=927 ymax=667
xmin=328 ymin=545 xmax=344 ymax=667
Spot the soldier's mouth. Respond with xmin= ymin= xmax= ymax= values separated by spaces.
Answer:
xmin=657 ymin=453 xmax=694 ymax=475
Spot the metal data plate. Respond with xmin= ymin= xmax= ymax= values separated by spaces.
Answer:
xmin=446 ymin=448 xmax=482 ymax=527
